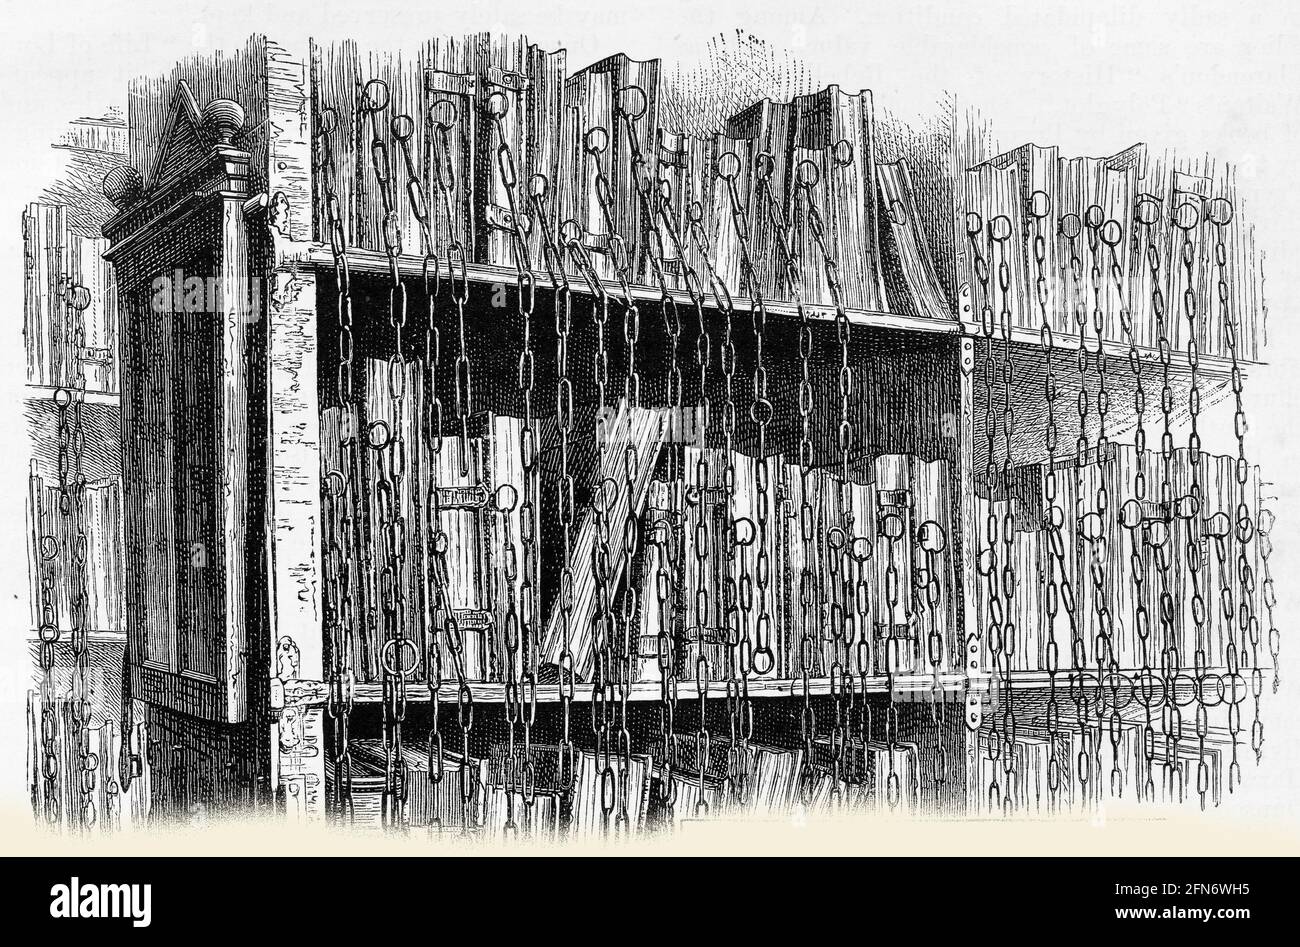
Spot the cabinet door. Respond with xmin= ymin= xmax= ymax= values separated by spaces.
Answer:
xmin=119 ymin=213 xmax=249 ymax=723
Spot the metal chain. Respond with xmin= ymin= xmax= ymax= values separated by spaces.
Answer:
xmin=1131 ymin=194 xmax=1162 ymax=801
xmin=1258 ymin=500 xmax=1279 ymax=698
xmin=1209 ymin=197 xmax=1258 ymax=777
xmin=1084 ymin=208 xmax=1120 ymax=799
xmin=1029 ymin=190 xmax=1073 ymax=809
xmin=992 ymin=214 xmax=1017 ymax=813
xmin=315 ymin=105 xmax=358 ymax=820
xmin=64 ymin=283 xmax=96 ymax=830
xmin=1058 ymin=210 xmax=1096 ymax=809
xmin=1151 ymin=195 xmax=1182 ymax=803
xmin=1173 ymin=196 xmax=1209 ymax=808
xmin=794 ymin=159 xmax=876 ymax=806
xmin=563 ymin=140 xmax=618 ymax=831
xmin=712 ymin=152 xmax=744 ymax=805
xmin=391 ymin=103 xmax=450 ymax=822
xmin=361 ymin=78 xmax=412 ymax=828
xmin=486 ymin=90 xmax=539 ymax=835
xmin=585 ymin=114 xmax=642 ymax=834
xmin=426 ymin=91 xmax=475 ymax=827
xmin=723 ymin=148 xmax=795 ymax=803
xmin=529 ymin=174 xmax=578 ymax=806
xmin=686 ymin=183 xmax=730 ymax=818
xmin=37 ymin=552 xmax=60 ymax=825
xmin=624 ymin=98 xmax=706 ymax=821
xmin=965 ymin=210 xmax=1004 ymax=811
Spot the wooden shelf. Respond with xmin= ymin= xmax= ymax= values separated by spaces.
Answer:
xmin=296 ymin=242 xmax=964 ymax=339
xmin=281 ymin=673 xmax=974 ymax=708
xmin=989 ymin=320 xmax=1259 ymax=376
xmin=969 ymin=326 xmax=1250 ymax=470
xmin=27 ymin=629 xmax=126 ymax=644
xmin=24 ymin=384 xmax=121 ymax=407
xmin=988 ymin=668 xmax=1261 ymax=691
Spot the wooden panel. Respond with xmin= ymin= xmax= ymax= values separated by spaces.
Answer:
xmin=266 ymin=39 xmax=326 ymax=818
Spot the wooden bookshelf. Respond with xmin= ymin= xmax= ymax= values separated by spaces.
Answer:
xmin=24 ymin=383 xmax=121 ymax=406
xmin=88 ymin=34 xmax=1274 ymax=832
xmin=296 ymin=242 xmax=963 ymax=337
xmin=280 ymin=673 xmax=973 ymax=708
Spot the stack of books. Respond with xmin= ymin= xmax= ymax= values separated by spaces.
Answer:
xmin=974 ymin=443 xmax=1265 ymax=673
xmin=961 ymin=143 xmax=1261 ymax=359
xmin=22 ymin=201 xmax=119 ymax=393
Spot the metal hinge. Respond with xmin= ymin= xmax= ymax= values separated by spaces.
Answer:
xmin=656 ymin=137 xmax=687 ymax=170
xmin=485 ymin=66 xmax=529 ymax=92
xmin=449 ymin=608 xmax=494 ymax=631
xmin=426 ymin=69 xmax=477 ymax=97
xmin=435 ymin=484 xmax=490 ymax=510
xmin=877 ymin=488 xmax=911 ymax=509
xmin=485 ymin=202 xmax=533 ymax=235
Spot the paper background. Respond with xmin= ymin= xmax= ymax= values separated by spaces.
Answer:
xmin=0 ymin=0 xmax=1296 ymax=854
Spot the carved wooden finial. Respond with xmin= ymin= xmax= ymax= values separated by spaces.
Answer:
xmin=202 ymin=98 xmax=245 ymax=144
xmin=102 ymin=165 xmax=143 ymax=208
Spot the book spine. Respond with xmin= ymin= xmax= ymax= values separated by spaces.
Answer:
xmin=791 ymin=86 xmax=886 ymax=310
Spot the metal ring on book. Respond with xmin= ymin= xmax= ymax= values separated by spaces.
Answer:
xmin=380 ymin=636 xmax=420 ymax=678
xmin=494 ymin=484 xmax=519 ymax=513
xmin=1207 ymin=196 xmax=1234 ymax=226
xmin=1198 ymin=672 xmax=1227 ymax=708
xmin=390 ymin=114 xmax=415 ymax=141
xmin=428 ymin=99 xmax=459 ymax=130
xmin=879 ymin=512 xmax=905 ymax=541
xmin=1100 ymin=219 xmax=1123 ymax=247
xmin=1134 ymin=194 xmax=1161 ymax=225
xmin=917 ymin=520 xmax=947 ymax=552
xmin=1134 ymin=668 xmax=1165 ymax=706
xmin=826 ymin=525 xmax=848 ymax=550
xmin=1172 ymin=199 xmax=1200 ymax=231
xmin=616 ymin=84 xmax=647 ymax=120
xmin=1119 ymin=498 xmax=1144 ymax=530
xmin=1067 ymin=670 xmax=1101 ymax=704
xmin=1171 ymin=672 xmax=1199 ymax=708
xmin=486 ymin=91 xmax=509 ymax=120
xmin=715 ymin=151 xmax=740 ymax=181
xmin=832 ymin=138 xmax=853 ymax=167
xmin=366 ymin=419 xmax=392 ymax=450
xmin=361 ymin=79 xmax=390 ymax=113
xmin=583 ymin=125 xmax=609 ymax=156
xmin=1098 ymin=670 xmax=1134 ymax=711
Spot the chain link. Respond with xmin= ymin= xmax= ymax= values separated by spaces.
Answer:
xmin=1172 ymin=196 xmax=1210 ymax=808
xmin=529 ymin=173 xmax=579 ymax=805
xmin=1209 ymin=197 xmax=1258 ymax=777
xmin=1030 ymin=191 xmax=1073 ymax=809
xmin=361 ymin=79 xmax=413 ymax=828
xmin=965 ymin=210 xmax=1005 ymax=811
xmin=315 ymin=104 xmax=360 ymax=820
